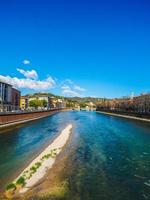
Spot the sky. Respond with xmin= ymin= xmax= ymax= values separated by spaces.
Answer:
xmin=0 ymin=0 xmax=150 ymax=98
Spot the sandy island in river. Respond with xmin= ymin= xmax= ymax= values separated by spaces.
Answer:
xmin=5 ymin=124 xmax=73 ymax=197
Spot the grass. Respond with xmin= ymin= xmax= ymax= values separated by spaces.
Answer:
xmin=21 ymin=149 xmax=58 ymax=181
xmin=5 ymin=148 xmax=60 ymax=193
xmin=6 ymin=183 xmax=16 ymax=191
xmin=41 ymin=149 xmax=58 ymax=160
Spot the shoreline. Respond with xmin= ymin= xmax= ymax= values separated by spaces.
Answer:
xmin=0 ymin=111 xmax=58 ymax=129
xmin=0 ymin=109 xmax=71 ymax=132
xmin=0 ymin=110 xmax=61 ymax=131
xmin=97 ymin=111 xmax=150 ymax=122
xmin=5 ymin=124 xmax=73 ymax=198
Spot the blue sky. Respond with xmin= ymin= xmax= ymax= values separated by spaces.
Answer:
xmin=0 ymin=0 xmax=150 ymax=98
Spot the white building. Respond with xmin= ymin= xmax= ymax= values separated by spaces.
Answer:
xmin=56 ymin=99 xmax=66 ymax=109
xmin=28 ymin=95 xmax=56 ymax=110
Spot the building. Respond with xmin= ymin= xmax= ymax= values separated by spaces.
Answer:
xmin=49 ymin=96 xmax=57 ymax=109
xmin=56 ymin=99 xmax=66 ymax=109
xmin=87 ymin=102 xmax=96 ymax=111
xmin=0 ymin=81 xmax=12 ymax=111
xmin=0 ymin=81 xmax=21 ymax=112
xmin=96 ymin=93 xmax=150 ymax=115
xmin=12 ymin=88 xmax=21 ymax=111
xmin=20 ymin=96 xmax=28 ymax=110
xmin=27 ymin=95 xmax=66 ymax=110
xmin=38 ymin=96 xmax=51 ymax=109
xmin=28 ymin=95 xmax=57 ymax=110
xmin=133 ymin=93 xmax=150 ymax=113
xmin=73 ymin=103 xmax=80 ymax=110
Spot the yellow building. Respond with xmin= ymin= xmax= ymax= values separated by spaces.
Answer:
xmin=20 ymin=96 xmax=28 ymax=110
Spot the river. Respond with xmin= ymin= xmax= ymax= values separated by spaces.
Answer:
xmin=0 ymin=111 xmax=150 ymax=200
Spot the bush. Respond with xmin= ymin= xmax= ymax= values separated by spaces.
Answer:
xmin=35 ymin=162 xmax=42 ymax=168
xmin=42 ymin=153 xmax=51 ymax=160
xmin=46 ymin=154 xmax=51 ymax=158
xmin=6 ymin=183 xmax=16 ymax=191
xmin=16 ymin=176 xmax=25 ymax=186
xmin=30 ymin=166 xmax=37 ymax=173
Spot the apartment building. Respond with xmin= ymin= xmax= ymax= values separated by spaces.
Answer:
xmin=0 ymin=81 xmax=21 ymax=112
xmin=20 ymin=96 xmax=29 ymax=110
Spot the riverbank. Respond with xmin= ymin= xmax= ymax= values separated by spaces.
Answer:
xmin=97 ymin=111 xmax=150 ymax=122
xmin=4 ymin=124 xmax=73 ymax=199
xmin=0 ymin=109 xmax=70 ymax=132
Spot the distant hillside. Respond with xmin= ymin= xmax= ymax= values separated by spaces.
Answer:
xmin=24 ymin=93 xmax=106 ymax=105
xmin=65 ymin=97 xmax=104 ymax=104
xmin=25 ymin=92 xmax=63 ymax=99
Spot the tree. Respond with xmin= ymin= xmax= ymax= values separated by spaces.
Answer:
xmin=29 ymin=100 xmax=38 ymax=108
xmin=29 ymin=99 xmax=48 ymax=109
xmin=42 ymin=99 xmax=48 ymax=107
xmin=80 ymin=102 xmax=87 ymax=108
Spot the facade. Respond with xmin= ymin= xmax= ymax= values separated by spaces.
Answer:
xmin=0 ymin=81 xmax=21 ymax=112
xmin=28 ymin=95 xmax=58 ymax=110
xmin=56 ymin=99 xmax=66 ymax=109
xmin=12 ymin=88 xmax=21 ymax=111
xmin=38 ymin=96 xmax=50 ymax=109
xmin=87 ymin=102 xmax=96 ymax=111
xmin=49 ymin=96 xmax=57 ymax=109
xmin=28 ymin=96 xmax=42 ymax=110
xmin=74 ymin=103 xmax=80 ymax=110
xmin=0 ymin=81 xmax=12 ymax=111
xmin=20 ymin=96 xmax=28 ymax=110
xmin=96 ymin=93 xmax=150 ymax=115
xmin=28 ymin=95 xmax=66 ymax=110
xmin=133 ymin=94 xmax=150 ymax=113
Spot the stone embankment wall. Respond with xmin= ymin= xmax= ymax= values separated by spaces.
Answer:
xmin=97 ymin=110 xmax=150 ymax=122
xmin=0 ymin=109 xmax=60 ymax=126
xmin=96 ymin=109 xmax=150 ymax=119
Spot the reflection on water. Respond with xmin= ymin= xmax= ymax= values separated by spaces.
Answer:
xmin=1 ymin=111 xmax=150 ymax=200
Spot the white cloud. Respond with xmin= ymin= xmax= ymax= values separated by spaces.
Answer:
xmin=74 ymin=85 xmax=86 ymax=92
xmin=61 ymin=85 xmax=81 ymax=97
xmin=0 ymin=69 xmax=55 ymax=91
xmin=61 ymin=85 xmax=70 ymax=90
xmin=23 ymin=59 xmax=30 ymax=65
xmin=17 ymin=68 xmax=38 ymax=79
xmin=61 ymin=79 xmax=86 ymax=97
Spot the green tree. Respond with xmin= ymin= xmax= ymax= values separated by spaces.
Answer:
xmin=80 ymin=102 xmax=87 ymax=108
xmin=42 ymin=99 xmax=48 ymax=107
xmin=29 ymin=100 xmax=37 ymax=108
xmin=29 ymin=99 xmax=40 ymax=108
xmin=29 ymin=99 xmax=48 ymax=109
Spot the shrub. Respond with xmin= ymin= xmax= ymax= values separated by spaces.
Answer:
xmin=6 ymin=183 xmax=16 ymax=191
xmin=30 ymin=166 xmax=37 ymax=173
xmin=42 ymin=154 xmax=51 ymax=160
xmin=45 ymin=154 xmax=51 ymax=158
xmin=16 ymin=176 xmax=25 ymax=186
xmin=35 ymin=162 xmax=42 ymax=168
